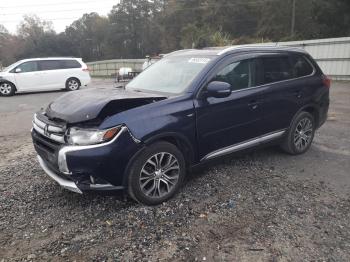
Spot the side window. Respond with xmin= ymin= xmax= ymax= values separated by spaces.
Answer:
xmin=39 ymin=60 xmax=61 ymax=71
xmin=212 ymin=59 xmax=255 ymax=91
xmin=62 ymin=60 xmax=81 ymax=69
xmin=290 ymin=55 xmax=314 ymax=78
xmin=15 ymin=61 xmax=38 ymax=73
xmin=261 ymin=56 xmax=293 ymax=84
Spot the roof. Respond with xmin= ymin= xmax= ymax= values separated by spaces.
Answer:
xmin=18 ymin=57 xmax=82 ymax=62
xmin=168 ymin=45 xmax=307 ymax=57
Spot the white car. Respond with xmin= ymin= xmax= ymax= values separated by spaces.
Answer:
xmin=0 ymin=57 xmax=91 ymax=96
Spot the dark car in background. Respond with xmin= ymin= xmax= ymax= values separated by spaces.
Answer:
xmin=31 ymin=46 xmax=330 ymax=205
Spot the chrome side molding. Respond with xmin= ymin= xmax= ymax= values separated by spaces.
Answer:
xmin=201 ymin=130 xmax=286 ymax=161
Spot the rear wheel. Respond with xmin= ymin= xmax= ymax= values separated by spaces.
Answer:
xmin=128 ymin=141 xmax=186 ymax=205
xmin=0 ymin=82 xmax=15 ymax=96
xmin=66 ymin=78 xmax=81 ymax=91
xmin=281 ymin=111 xmax=315 ymax=155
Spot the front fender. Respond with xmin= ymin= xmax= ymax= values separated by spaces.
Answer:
xmin=99 ymin=94 xmax=198 ymax=163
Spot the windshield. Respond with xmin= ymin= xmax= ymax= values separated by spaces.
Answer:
xmin=126 ymin=55 xmax=213 ymax=94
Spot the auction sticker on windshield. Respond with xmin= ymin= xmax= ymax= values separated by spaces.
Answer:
xmin=188 ymin=58 xmax=211 ymax=64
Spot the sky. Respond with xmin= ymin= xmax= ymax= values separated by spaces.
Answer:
xmin=0 ymin=0 xmax=119 ymax=33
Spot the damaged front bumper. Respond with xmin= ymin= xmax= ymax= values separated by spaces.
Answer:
xmin=32 ymin=125 xmax=143 ymax=193
xmin=37 ymin=155 xmax=83 ymax=194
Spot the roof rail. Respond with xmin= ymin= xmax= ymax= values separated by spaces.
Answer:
xmin=217 ymin=44 xmax=305 ymax=55
xmin=167 ymin=49 xmax=197 ymax=56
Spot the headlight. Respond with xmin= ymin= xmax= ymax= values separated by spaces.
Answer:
xmin=66 ymin=126 xmax=121 ymax=146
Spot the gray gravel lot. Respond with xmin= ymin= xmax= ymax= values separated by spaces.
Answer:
xmin=0 ymin=80 xmax=349 ymax=261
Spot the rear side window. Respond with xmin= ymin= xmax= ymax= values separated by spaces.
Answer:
xmin=61 ymin=60 xmax=81 ymax=69
xmin=212 ymin=59 xmax=256 ymax=91
xmin=39 ymin=60 xmax=61 ymax=71
xmin=261 ymin=56 xmax=293 ymax=84
xmin=290 ymin=55 xmax=314 ymax=77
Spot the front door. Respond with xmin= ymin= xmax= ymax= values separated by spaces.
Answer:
xmin=194 ymin=56 xmax=267 ymax=160
xmin=13 ymin=61 xmax=42 ymax=91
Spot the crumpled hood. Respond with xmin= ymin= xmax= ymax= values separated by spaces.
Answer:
xmin=46 ymin=87 xmax=166 ymax=124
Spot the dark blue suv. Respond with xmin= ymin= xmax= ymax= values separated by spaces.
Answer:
xmin=32 ymin=46 xmax=330 ymax=205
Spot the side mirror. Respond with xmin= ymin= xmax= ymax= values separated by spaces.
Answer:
xmin=206 ymin=81 xmax=232 ymax=98
xmin=15 ymin=68 xmax=22 ymax=73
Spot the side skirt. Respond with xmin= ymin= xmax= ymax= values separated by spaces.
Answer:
xmin=201 ymin=130 xmax=286 ymax=161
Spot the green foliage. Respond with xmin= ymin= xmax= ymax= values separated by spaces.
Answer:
xmin=0 ymin=0 xmax=349 ymax=65
xmin=211 ymin=30 xmax=232 ymax=47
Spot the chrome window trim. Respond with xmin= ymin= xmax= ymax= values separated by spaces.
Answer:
xmin=201 ymin=129 xmax=286 ymax=161
xmin=198 ymin=53 xmax=316 ymax=98
xmin=228 ymin=55 xmax=316 ymax=95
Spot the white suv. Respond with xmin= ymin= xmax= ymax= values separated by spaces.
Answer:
xmin=0 ymin=57 xmax=91 ymax=96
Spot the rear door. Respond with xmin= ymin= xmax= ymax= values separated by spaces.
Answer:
xmin=194 ymin=55 xmax=267 ymax=160
xmin=257 ymin=53 xmax=316 ymax=134
xmin=13 ymin=61 xmax=42 ymax=91
xmin=38 ymin=60 xmax=65 ymax=90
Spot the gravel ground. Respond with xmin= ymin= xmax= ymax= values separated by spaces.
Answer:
xmin=0 ymin=81 xmax=349 ymax=261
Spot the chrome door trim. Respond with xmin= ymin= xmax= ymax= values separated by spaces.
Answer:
xmin=201 ymin=129 xmax=286 ymax=161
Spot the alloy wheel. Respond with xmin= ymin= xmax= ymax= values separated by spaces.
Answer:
xmin=139 ymin=152 xmax=180 ymax=198
xmin=68 ymin=80 xmax=79 ymax=90
xmin=294 ymin=117 xmax=313 ymax=151
xmin=0 ymin=83 xmax=12 ymax=95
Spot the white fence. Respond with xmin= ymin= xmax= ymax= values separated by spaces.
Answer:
xmin=87 ymin=37 xmax=350 ymax=80
xmin=86 ymin=59 xmax=145 ymax=77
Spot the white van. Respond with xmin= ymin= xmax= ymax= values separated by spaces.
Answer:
xmin=0 ymin=57 xmax=91 ymax=96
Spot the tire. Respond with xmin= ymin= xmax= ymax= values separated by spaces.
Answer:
xmin=0 ymin=82 xmax=16 ymax=96
xmin=65 ymin=78 xmax=81 ymax=91
xmin=281 ymin=111 xmax=315 ymax=155
xmin=128 ymin=141 xmax=186 ymax=205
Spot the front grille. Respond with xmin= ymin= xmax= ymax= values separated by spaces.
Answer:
xmin=32 ymin=129 xmax=61 ymax=171
xmin=32 ymin=113 xmax=66 ymax=143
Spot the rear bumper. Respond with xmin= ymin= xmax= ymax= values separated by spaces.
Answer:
xmin=80 ymin=75 xmax=91 ymax=86
xmin=318 ymin=96 xmax=329 ymax=128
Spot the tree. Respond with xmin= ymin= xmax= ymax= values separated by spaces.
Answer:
xmin=65 ymin=13 xmax=109 ymax=61
xmin=17 ymin=15 xmax=54 ymax=38
xmin=0 ymin=24 xmax=24 ymax=66
xmin=1 ymin=0 xmax=350 ymax=64
xmin=313 ymin=0 xmax=350 ymax=38
xmin=108 ymin=0 xmax=163 ymax=58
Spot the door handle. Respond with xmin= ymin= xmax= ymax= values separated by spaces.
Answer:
xmin=248 ymin=100 xmax=259 ymax=110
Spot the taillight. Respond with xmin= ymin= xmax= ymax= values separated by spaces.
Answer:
xmin=82 ymin=66 xmax=90 ymax=72
xmin=322 ymin=75 xmax=331 ymax=88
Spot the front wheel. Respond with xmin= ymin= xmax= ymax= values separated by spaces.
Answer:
xmin=0 ymin=82 xmax=16 ymax=96
xmin=281 ymin=111 xmax=315 ymax=155
xmin=66 ymin=78 xmax=81 ymax=91
xmin=128 ymin=141 xmax=186 ymax=205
